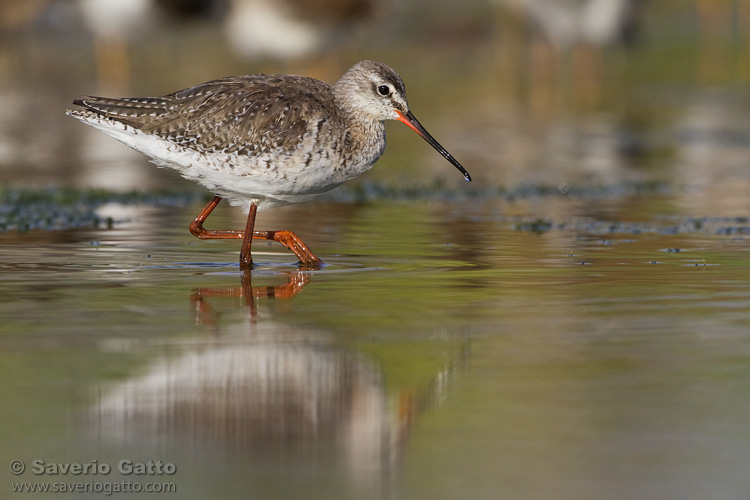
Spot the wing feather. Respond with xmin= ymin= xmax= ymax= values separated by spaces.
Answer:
xmin=72 ymin=75 xmax=340 ymax=156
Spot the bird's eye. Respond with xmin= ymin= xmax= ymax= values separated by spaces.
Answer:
xmin=377 ymin=85 xmax=391 ymax=96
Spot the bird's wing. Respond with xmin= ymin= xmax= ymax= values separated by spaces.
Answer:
xmin=73 ymin=75 xmax=339 ymax=156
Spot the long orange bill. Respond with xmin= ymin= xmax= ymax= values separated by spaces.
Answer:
xmin=396 ymin=109 xmax=471 ymax=182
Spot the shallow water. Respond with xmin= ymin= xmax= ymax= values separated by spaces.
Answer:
xmin=2 ymin=196 xmax=750 ymax=499
xmin=2 ymin=1 xmax=750 ymax=498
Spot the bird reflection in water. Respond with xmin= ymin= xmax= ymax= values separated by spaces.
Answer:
xmin=190 ymin=269 xmax=313 ymax=324
xmin=92 ymin=269 xmax=468 ymax=495
xmin=91 ymin=268 xmax=458 ymax=496
xmin=93 ymin=320 xmax=402 ymax=494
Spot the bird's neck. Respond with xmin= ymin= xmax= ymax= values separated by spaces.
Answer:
xmin=331 ymin=88 xmax=385 ymax=162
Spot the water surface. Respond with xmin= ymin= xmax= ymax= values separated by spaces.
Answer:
xmin=2 ymin=196 xmax=750 ymax=499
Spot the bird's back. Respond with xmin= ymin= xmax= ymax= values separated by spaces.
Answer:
xmin=70 ymin=74 xmax=342 ymax=158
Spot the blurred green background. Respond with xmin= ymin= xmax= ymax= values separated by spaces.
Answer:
xmin=1 ymin=0 xmax=748 ymax=197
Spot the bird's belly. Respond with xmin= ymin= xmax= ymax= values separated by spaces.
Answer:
xmin=142 ymin=131 xmax=382 ymax=210
xmin=78 ymin=115 xmax=384 ymax=212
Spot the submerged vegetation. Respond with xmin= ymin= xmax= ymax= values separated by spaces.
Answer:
xmin=3 ymin=182 xmax=749 ymax=237
xmin=0 ymin=186 xmax=209 ymax=232
xmin=0 ymin=181 xmax=661 ymax=232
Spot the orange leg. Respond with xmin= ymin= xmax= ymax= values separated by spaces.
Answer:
xmin=189 ymin=195 xmax=324 ymax=269
xmin=239 ymin=202 xmax=258 ymax=269
xmin=252 ymin=230 xmax=324 ymax=268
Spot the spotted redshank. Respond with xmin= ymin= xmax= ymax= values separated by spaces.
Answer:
xmin=67 ymin=60 xmax=471 ymax=269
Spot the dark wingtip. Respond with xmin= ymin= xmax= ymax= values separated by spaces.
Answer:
xmin=72 ymin=98 xmax=85 ymax=107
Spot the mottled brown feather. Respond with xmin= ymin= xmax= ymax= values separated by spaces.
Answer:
xmin=75 ymin=75 xmax=343 ymax=157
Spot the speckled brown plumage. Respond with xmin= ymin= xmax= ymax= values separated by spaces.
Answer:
xmin=74 ymin=75 xmax=342 ymax=157
xmin=67 ymin=60 xmax=470 ymax=268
